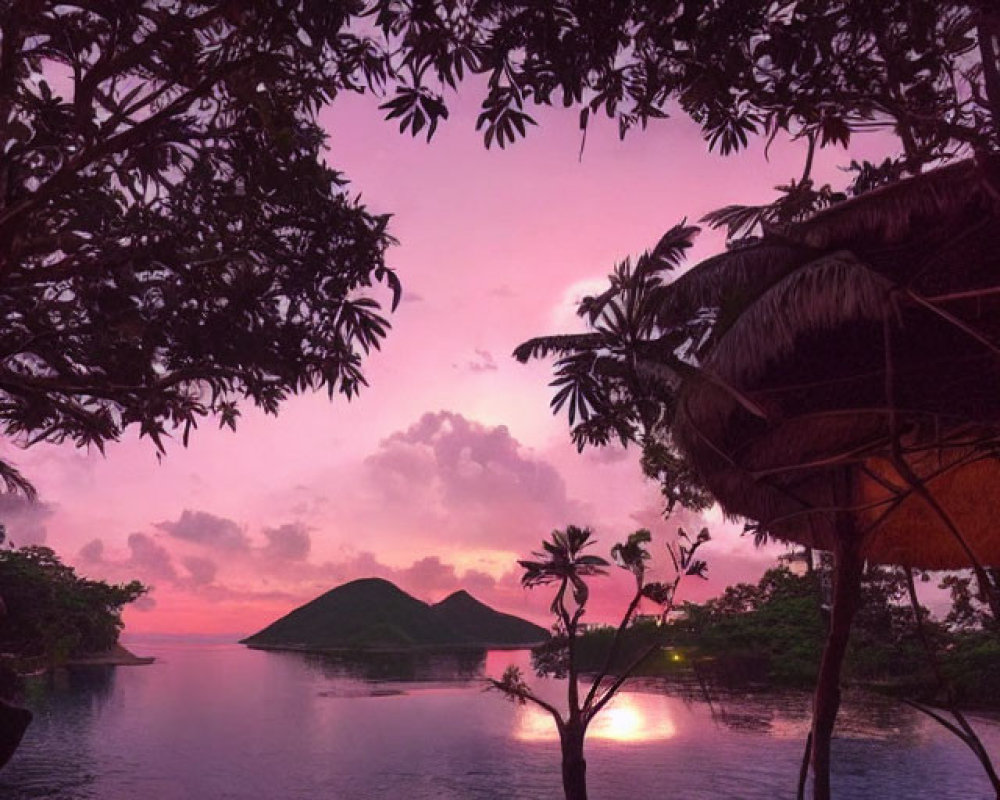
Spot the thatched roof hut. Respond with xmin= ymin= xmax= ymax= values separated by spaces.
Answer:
xmin=517 ymin=156 xmax=1000 ymax=800
xmin=656 ymin=156 xmax=1000 ymax=800
xmin=668 ymin=156 xmax=1000 ymax=570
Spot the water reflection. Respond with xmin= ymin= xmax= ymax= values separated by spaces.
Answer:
xmin=8 ymin=666 xmax=120 ymax=798
xmin=515 ymin=693 xmax=677 ymax=743
xmin=3 ymin=644 xmax=998 ymax=800
xmin=292 ymin=648 xmax=488 ymax=684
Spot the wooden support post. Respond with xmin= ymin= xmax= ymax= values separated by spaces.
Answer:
xmin=810 ymin=522 xmax=863 ymax=800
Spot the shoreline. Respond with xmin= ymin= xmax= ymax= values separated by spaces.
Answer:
xmin=242 ymin=640 xmax=544 ymax=655
xmin=64 ymin=644 xmax=154 ymax=667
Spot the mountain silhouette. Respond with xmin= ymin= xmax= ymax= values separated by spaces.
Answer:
xmin=241 ymin=578 xmax=547 ymax=650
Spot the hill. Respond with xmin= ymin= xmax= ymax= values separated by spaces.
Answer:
xmin=432 ymin=590 xmax=549 ymax=647
xmin=240 ymin=578 xmax=547 ymax=651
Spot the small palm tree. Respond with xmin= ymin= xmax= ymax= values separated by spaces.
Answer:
xmin=518 ymin=525 xmax=610 ymax=618
xmin=491 ymin=525 xmax=709 ymax=800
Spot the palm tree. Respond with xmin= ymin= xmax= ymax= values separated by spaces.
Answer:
xmin=513 ymin=223 xmax=715 ymax=513
xmin=491 ymin=525 xmax=708 ymax=800
xmin=506 ymin=525 xmax=607 ymax=800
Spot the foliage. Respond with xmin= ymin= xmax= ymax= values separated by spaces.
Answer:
xmin=942 ymin=632 xmax=1000 ymax=707
xmin=514 ymin=222 xmax=718 ymax=509
xmin=490 ymin=524 xmax=708 ymax=800
xmin=667 ymin=566 xmax=827 ymax=687
xmin=499 ymin=6 xmax=1000 ymax=520
xmin=365 ymin=2 xmax=1000 ymax=224
xmin=939 ymin=570 xmax=1000 ymax=633
xmin=578 ymin=562 xmax=1000 ymax=705
xmin=0 ymin=545 xmax=146 ymax=665
xmin=0 ymin=1 xmax=424 ymax=492
xmin=518 ymin=525 xmax=609 ymax=613
xmin=7 ymin=4 xmax=1000 ymax=498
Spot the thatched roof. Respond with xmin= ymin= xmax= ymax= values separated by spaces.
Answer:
xmin=669 ymin=156 xmax=1000 ymax=568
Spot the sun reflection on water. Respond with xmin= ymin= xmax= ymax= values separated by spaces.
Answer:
xmin=514 ymin=693 xmax=676 ymax=743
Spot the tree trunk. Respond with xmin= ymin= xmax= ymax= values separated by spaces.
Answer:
xmin=810 ymin=529 xmax=863 ymax=800
xmin=0 ymin=700 xmax=31 ymax=770
xmin=560 ymin=722 xmax=588 ymax=800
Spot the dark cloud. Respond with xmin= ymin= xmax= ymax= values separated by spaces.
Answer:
xmin=401 ymin=291 xmax=425 ymax=303
xmin=131 ymin=595 xmax=157 ymax=612
xmin=156 ymin=510 xmax=250 ymax=552
xmin=488 ymin=284 xmax=516 ymax=298
xmin=181 ymin=556 xmax=217 ymax=586
xmin=462 ymin=568 xmax=500 ymax=597
xmin=126 ymin=533 xmax=178 ymax=582
xmin=78 ymin=538 xmax=104 ymax=563
xmin=77 ymin=533 xmax=178 ymax=585
xmin=344 ymin=552 xmax=500 ymax=603
xmin=400 ymin=556 xmax=462 ymax=592
xmin=0 ymin=493 xmax=53 ymax=546
xmin=261 ymin=523 xmax=311 ymax=562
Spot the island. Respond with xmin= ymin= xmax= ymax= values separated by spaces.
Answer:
xmin=240 ymin=578 xmax=548 ymax=652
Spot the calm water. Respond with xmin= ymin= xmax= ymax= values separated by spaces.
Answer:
xmin=3 ymin=640 xmax=1000 ymax=799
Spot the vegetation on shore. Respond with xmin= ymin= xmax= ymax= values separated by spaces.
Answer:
xmin=561 ymin=563 xmax=1000 ymax=709
xmin=0 ymin=545 xmax=147 ymax=671
xmin=0 ymin=542 xmax=147 ymax=771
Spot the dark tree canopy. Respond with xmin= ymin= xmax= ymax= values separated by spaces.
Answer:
xmin=378 ymin=2 xmax=1000 ymax=204
xmin=0 ymin=1 xmax=421 ymax=492
xmin=4 ymin=2 xmax=998 ymax=496
xmin=0 ymin=544 xmax=146 ymax=664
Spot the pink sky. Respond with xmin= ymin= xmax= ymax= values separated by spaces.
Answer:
xmin=4 ymin=90 xmax=897 ymax=636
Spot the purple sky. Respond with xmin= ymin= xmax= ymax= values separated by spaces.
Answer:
xmin=7 ymin=90 xmax=897 ymax=636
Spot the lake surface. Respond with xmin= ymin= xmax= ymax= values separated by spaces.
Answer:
xmin=3 ymin=640 xmax=1000 ymax=799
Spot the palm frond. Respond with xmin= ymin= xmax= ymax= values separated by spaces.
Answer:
xmin=579 ymin=222 xmax=699 ymax=324
xmin=640 ymin=222 xmax=700 ymax=277
xmin=652 ymin=241 xmax=813 ymax=327
xmin=0 ymin=462 xmax=37 ymax=500
xmin=701 ymin=204 xmax=776 ymax=240
xmin=513 ymin=333 xmax=603 ymax=363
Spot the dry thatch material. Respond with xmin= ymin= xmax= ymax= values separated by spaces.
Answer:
xmin=669 ymin=156 xmax=1000 ymax=569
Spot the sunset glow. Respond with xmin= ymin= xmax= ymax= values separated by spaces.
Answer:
xmin=10 ymin=92 xmax=881 ymax=637
xmin=514 ymin=694 xmax=677 ymax=744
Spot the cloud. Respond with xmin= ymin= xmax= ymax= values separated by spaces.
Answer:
xmin=0 ymin=493 xmax=53 ymax=546
xmin=79 ymin=538 xmax=104 ymax=563
xmin=371 ymin=411 xmax=571 ymax=507
xmin=585 ymin=444 xmax=631 ymax=465
xmin=78 ymin=533 xmax=207 ymax=588
xmin=181 ymin=556 xmax=217 ymax=586
xmin=358 ymin=410 xmax=589 ymax=555
xmin=125 ymin=533 xmax=178 ymax=582
xmin=261 ymin=523 xmax=311 ymax=562
xmin=465 ymin=348 xmax=498 ymax=373
xmin=156 ymin=510 xmax=250 ymax=552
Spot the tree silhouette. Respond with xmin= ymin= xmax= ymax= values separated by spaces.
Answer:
xmin=0 ymin=2 xmax=421 ymax=491
xmin=490 ymin=525 xmax=708 ymax=800
xmin=375 ymin=2 xmax=1000 ymax=211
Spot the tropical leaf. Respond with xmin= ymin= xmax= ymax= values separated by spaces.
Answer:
xmin=513 ymin=333 xmax=603 ymax=363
